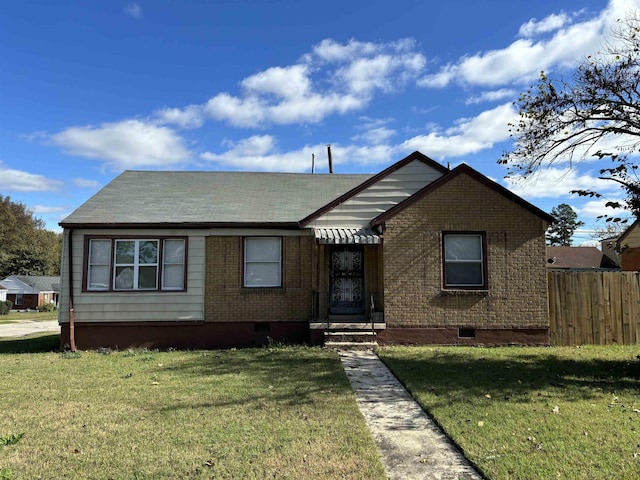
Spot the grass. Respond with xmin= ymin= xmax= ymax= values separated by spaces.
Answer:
xmin=0 ymin=343 xmax=385 ymax=480
xmin=378 ymin=345 xmax=640 ymax=480
xmin=0 ymin=333 xmax=60 ymax=353
xmin=0 ymin=310 xmax=58 ymax=323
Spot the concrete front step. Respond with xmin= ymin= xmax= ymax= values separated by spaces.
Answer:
xmin=310 ymin=322 xmax=386 ymax=330
xmin=325 ymin=331 xmax=376 ymax=343
xmin=325 ymin=341 xmax=378 ymax=350
xmin=324 ymin=330 xmax=377 ymax=349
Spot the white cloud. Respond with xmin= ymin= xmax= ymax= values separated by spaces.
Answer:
xmin=204 ymin=38 xmax=426 ymax=128
xmin=465 ymin=88 xmax=517 ymax=105
xmin=417 ymin=1 xmax=636 ymax=88
xmin=124 ymin=3 xmax=142 ymax=19
xmin=201 ymin=135 xmax=312 ymax=171
xmin=352 ymin=117 xmax=396 ymax=144
xmin=241 ymin=65 xmax=312 ymax=99
xmin=306 ymin=38 xmax=380 ymax=63
xmin=334 ymin=51 xmax=425 ymax=96
xmin=399 ymin=103 xmax=517 ymax=159
xmin=32 ymin=205 xmax=66 ymax=214
xmin=504 ymin=167 xmax=621 ymax=199
xmin=199 ymin=135 xmax=402 ymax=172
xmin=72 ymin=178 xmax=101 ymax=188
xmin=578 ymin=198 xmax=627 ymax=218
xmin=199 ymin=104 xmax=520 ymax=172
xmin=204 ymin=94 xmax=268 ymax=128
xmin=352 ymin=127 xmax=396 ymax=145
xmin=156 ymin=105 xmax=204 ymax=129
xmin=519 ymin=13 xmax=569 ymax=38
xmin=0 ymin=161 xmax=62 ymax=192
xmin=50 ymin=120 xmax=191 ymax=170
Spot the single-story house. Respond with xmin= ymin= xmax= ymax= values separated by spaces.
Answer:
xmin=617 ymin=220 xmax=640 ymax=270
xmin=58 ymin=151 xmax=553 ymax=350
xmin=546 ymin=246 xmax=620 ymax=271
xmin=0 ymin=275 xmax=61 ymax=310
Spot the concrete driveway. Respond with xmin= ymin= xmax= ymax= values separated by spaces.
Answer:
xmin=0 ymin=320 xmax=60 ymax=338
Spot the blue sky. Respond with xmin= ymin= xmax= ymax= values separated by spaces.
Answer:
xmin=1 ymin=0 xmax=638 ymax=242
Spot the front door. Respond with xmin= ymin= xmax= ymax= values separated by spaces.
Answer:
xmin=329 ymin=245 xmax=364 ymax=314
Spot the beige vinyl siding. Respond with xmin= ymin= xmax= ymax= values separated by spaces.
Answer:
xmin=621 ymin=224 xmax=640 ymax=248
xmin=308 ymin=160 xmax=444 ymax=228
xmin=59 ymin=229 xmax=205 ymax=323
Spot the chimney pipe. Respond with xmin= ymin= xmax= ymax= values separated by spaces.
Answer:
xmin=311 ymin=153 xmax=315 ymax=174
xmin=327 ymin=144 xmax=333 ymax=173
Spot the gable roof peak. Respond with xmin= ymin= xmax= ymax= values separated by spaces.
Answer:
xmin=371 ymin=160 xmax=554 ymax=226
xmin=299 ymin=150 xmax=448 ymax=226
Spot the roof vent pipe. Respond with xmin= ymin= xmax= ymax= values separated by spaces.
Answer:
xmin=327 ymin=144 xmax=333 ymax=173
xmin=311 ymin=153 xmax=315 ymax=174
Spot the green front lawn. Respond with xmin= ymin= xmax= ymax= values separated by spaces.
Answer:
xmin=0 ymin=310 xmax=58 ymax=323
xmin=0 ymin=342 xmax=385 ymax=479
xmin=379 ymin=345 xmax=640 ymax=480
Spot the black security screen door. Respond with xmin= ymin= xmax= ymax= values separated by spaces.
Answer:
xmin=329 ymin=245 xmax=364 ymax=314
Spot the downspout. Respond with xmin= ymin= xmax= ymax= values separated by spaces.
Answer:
xmin=68 ymin=228 xmax=76 ymax=352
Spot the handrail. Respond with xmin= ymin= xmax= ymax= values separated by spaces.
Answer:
xmin=370 ymin=294 xmax=375 ymax=335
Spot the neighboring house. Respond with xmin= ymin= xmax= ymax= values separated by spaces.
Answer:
xmin=58 ymin=151 xmax=554 ymax=350
xmin=0 ymin=275 xmax=61 ymax=310
xmin=600 ymin=236 xmax=621 ymax=267
xmin=0 ymin=284 xmax=7 ymax=302
xmin=546 ymin=246 xmax=620 ymax=271
xmin=617 ymin=220 xmax=640 ymax=271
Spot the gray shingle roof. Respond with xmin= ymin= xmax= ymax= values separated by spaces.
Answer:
xmin=60 ymin=171 xmax=372 ymax=226
xmin=0 ymin=275 xmax=61 ymax=293
xmin=545 ymin=247 xmax=619 ymax=270
xmin=18 ymin=276 xmax=61 ymax=292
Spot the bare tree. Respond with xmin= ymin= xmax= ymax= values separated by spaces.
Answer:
xmin=500 ymin=13 xmax=640 ymax=220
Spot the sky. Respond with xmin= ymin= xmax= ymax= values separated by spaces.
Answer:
xmin=2 ymin=0 xmax=639 ymax=243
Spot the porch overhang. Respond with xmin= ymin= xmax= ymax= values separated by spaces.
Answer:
xmin=313 ymin=227 xmax=382 ymax=245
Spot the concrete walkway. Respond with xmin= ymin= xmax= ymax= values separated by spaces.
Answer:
xmin=340 ymin=350 xmax=483 ymax=480
xmin=0 ymin=320 xmax=60 ymax=338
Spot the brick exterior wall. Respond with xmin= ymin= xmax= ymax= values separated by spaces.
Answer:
xmin=204 ymin=235 xmax=315 ymax=322
xmin=621 ymin=247 xmax=640 ymax=271
xmin=382 ymin=172 xmax=549 ymax=331
xmin=7 ymin=293 xmax=42 ymax=310
xmin=364 ymin=245 xmax=384 ymax=295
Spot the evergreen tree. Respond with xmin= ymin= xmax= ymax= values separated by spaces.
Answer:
xmin=547 ymin=203 xmax=584 ymax=246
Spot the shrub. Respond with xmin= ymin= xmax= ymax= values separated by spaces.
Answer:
xmin=0 ymin=300 xmax=13 ymax=315
xmin=37 ymin=303 xmax=56 ymax=312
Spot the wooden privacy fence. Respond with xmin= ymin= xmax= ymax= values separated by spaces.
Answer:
xmin=548 ymin=271 xmax=640 ymax=346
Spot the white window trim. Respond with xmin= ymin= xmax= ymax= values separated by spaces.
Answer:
xmin=244 ymin=237 xmax=282 ymax=288
xmin=443 ymin=233 xmax=485 ymax=288
xmin=114 ymin=239 xmax=159 ymax=291
xmin=162 ymin=238 xmax=186 ymax=290
xmin=86 ymin=237 xmax=186 ymax=292
xmin=88 ymin=239 xmax=112 ymax=291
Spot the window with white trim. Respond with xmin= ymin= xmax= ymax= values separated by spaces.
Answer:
xmin=244 ymin=237 xmax=282 ymax=287
xmin=88 ymin=239 xmax=112 ymax=290
xmin=443 ymin=233 xmax=486 ymax=288
xmin=114 ymin=240 xmax=158 ymax=290
xmin=86 ymin=238 xmax=186 ymax=292
xmin=162 ymin=239 xmax=186 ymax=290
xmin=15 ymin=293 xmax=23 ymax=305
